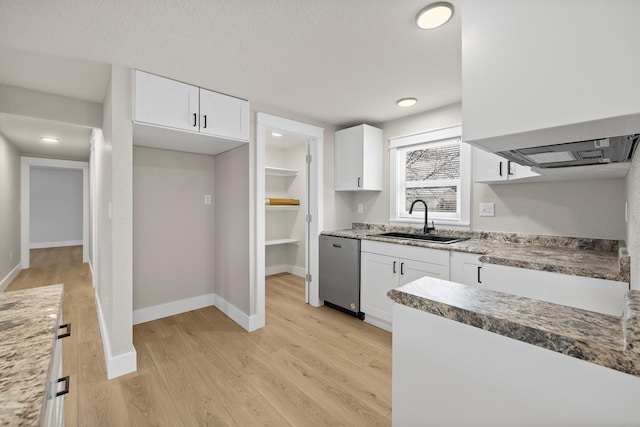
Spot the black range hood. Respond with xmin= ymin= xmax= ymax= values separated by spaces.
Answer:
xmin=497 ymin=134 xmax=639 ymax=169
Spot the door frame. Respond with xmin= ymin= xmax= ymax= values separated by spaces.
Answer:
xmin=255 ymin=113 xmax=324 ymax=329
xmin=20 ymin=156 xmax=89 ymax=269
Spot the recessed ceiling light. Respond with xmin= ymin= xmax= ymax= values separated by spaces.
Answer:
xmin=41 ymin=137 xmax=60 ymax=144
xmin=271 ymin=132 xmax=283 ymax=137
xmin=416 ymin=2 xmax=454 ymax=29
xmin=397 ymin=98 xmax=418 ymax=107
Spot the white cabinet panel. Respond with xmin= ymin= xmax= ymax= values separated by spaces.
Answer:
xmin=199 ymin=88 xmax=249 ymax=141
xmin=335 ymin=124 xmax=382 ymax=191
xmin=474 ymin=147 xmax=538 ymax=183
xmin=134 ymin=70 xmax=199 ymax=132
xmin=480 ymin=263 xmax=628 ymax=316
xmin=360 ymin=240 xmax=450 ymax=330
xmin=450 ymin=251 xmax=482 ymax=286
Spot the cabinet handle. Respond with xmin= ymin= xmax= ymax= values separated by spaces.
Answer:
xmin=499 ymin=162 xmax=503 ymax=177
xmin=400 ymin=262 xmax=405 ymax=275
xmin=393 ymin=261 xmax=397 ymax=274
xmin=193 ymin=113 xmax=197 ymax=127
xmin=357 ymin=177 xmax=361 ymax=188
xmin=57 ymin=323 xmax=71 ymax=339
xmin=56 ymin=376 xmax=70 ymax=397
xmin=477 ymin=266 xmax=482 ymax=284
xmin=332 ymin=243 xmax=342 ymax=248
xmin=203 ymin=114 xmax=207 ymax=129
xmin=507 ymin=161 xmax=514 ymax=176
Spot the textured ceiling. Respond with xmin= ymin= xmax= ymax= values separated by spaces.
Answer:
xmin=0 ymin=0 xmax=461 ymax=128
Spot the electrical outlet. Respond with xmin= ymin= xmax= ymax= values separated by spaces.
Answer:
xmin=9 ymin=251 xmax=13 ymax=261
xmin=357 ymin=203 xmax=364 ymax=213
xmin=480 ymin=203 xmax=495 ymax=217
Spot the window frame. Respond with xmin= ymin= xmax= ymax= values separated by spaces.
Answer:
xmin=389 ymin=125 xmax=470 ymax=227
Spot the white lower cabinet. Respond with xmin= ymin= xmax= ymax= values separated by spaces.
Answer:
xmin=450 ymin=251 xmax=483 ymax=286
xmin=479 ymin=263 xmax=628 ymax=317
xmin=360 ymin=240 xmax=449 ymax=331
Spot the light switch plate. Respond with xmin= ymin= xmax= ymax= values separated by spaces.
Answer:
xmin=480 ymin=203 xmax=495 ymax=217
xmin=204 ymin=194 xmax=212 ymax=205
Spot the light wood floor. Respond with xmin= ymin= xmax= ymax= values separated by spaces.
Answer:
xmin=7 ymin=247 xmax=392 ymax=426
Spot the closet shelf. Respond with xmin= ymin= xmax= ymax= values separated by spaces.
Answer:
xmin=265 ymin=166 xmax=299 ymax=177
xmin=265 ymin=238 xmax=300 ymax=246
xmin=266 ymin=205 xmax=299 ymax=211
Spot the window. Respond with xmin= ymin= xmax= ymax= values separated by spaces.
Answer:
xmin=390 ymin=126 xmax=470 ymax=226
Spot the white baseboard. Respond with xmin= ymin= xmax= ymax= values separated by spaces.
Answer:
xmin=30 ymin=240 xmax=83 ymax=249
xmin=0 ymin=262 xmax=22 ymax=292
xmin=133 ymin=293 xmax=215 ymax=325
xmin=265 ymin=264 xmax=305 ymax=278
xmin=213 ymin=294 xmax=253 ymax=331
xmin=363 ymin=315 xmax=392 ymax=332
xmin=95 ymin=291 xmax=137 ymax=379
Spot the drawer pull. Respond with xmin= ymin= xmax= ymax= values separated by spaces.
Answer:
xmin=56 ymin=376 xmax=70 ymax=397
xmin=193 ymin=113 xmax=197 ymax=127
xmin=400 ymin=262 xmax=405 ymax=275
xmin=393 ymin=261 xmax=397 ymax=274
xmin=203 ymin=114 xmax=207 ymax=129
xmin=477 ymin=266 xmax=482 ymax=284
xmin=58 ymin=323 xmax=71 ymax=339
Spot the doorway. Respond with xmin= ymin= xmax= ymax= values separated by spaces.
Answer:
xmin=20 ymin=157 xmax=89 ymax=269
xmin=255 ymin=113 xmax=324 ymax=330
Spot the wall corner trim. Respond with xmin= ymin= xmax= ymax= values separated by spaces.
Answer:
xmin=95 ymin=292 xmax=137 ymax=379
xmin=213 ymin=294 xmax=262 ymax=332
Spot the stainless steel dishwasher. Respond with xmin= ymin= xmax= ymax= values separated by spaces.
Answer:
xmin=319 ymin=235 xmax=363 ymax=319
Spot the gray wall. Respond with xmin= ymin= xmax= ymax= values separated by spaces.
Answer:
xmin=352 ymin=102 xmax=627 ymax=240
xmin=133 ymin=146 xmax=215 ymax=309
xmin=215 ymin=144 xmax=250 ymax=313
xmin=627 ymin=149 xmax=639 ymax=290
xmin=0 ymin=133 xmax=20 ymax=286
xmin=30 ymin=167 xmax=83 ymax=246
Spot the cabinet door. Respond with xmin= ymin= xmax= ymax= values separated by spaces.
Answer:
xmin=399 ymin=258 xmax=450 ymax=285
xmin=361 ymin=251 xmax=397 ymax=324
xmin=474 ymin=147 xmax=538 ymax=183
xmin=199 ymin=89 xmax=249 ymax=141
xmin=450 ymin=251 xmax=482 ymax=286
xmin=335 ymin=125 xmax=364 ymax=191
xmin=134 ymin=70 xmax=199 ymax=132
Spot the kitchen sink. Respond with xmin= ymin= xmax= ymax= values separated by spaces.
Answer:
xmin=373 ymin=232 xmax=469 ymax=244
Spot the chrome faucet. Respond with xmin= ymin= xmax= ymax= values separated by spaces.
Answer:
xmin=409 ymin=199 xmax=435 ymax=234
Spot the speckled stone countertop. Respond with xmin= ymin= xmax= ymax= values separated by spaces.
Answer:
xmin=322 ymin=223 xmax=629 ymax=282
xmin=388 ymin=277 xmax=640 ymax=377
xmin=0 ymin=285 xmax=63 ymax=426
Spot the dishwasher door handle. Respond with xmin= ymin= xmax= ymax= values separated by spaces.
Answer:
xmin=332 ymin=243 xmax=342 ymax=248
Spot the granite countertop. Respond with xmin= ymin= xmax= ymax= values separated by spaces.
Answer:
xmin=0 ymin=285 xmax=63 ymax=426
xmin=388 ymin=277 xmax=640 ymax=377
xmin=322 ymin=223 xmax=629 ymax=282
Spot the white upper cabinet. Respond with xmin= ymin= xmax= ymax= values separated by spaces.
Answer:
xmin=462 ymin=0 xmax=640 ymax=151
xmin=133 ymin=70 xmax=249 ymax=155
xmin=134 ymin=71 xmax=200 ymax=132
xmin=199 ymin=88 xmax=249 ymax=141
xmin=335 ymin=124 xmax=383 ymax=191
xmin=473 ymin=147 xmax=538 ymax=183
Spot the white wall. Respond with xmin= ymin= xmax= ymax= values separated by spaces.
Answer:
xmin=214 ymin=144 xmax=250 ymax=314
xmin=95 ymin=65 xmax=136 ymax=378
xmin=352 ymin=102 xmax=628 ymax=240
xmin=0 ymin=133 xmax=21 ymax=289
xmin=30 ymin=167 xmax=83 ymax=247
xmin=626 ymin=149 xmax=639 ymax=290
xmin=133 ymin=146 xmax=215 ymax=310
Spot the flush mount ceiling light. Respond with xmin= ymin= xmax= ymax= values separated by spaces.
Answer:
xmin=416 ymin=2 xmax=454 ymax=29
xmin=397 ymin=97 xmax=418 ymax=107
xmin=271 ymin=132 xmax=283 ymax=137
xmin=41 ymin=136 xmax=60 ymax=144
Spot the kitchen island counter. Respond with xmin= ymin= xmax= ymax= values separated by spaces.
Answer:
xmin=0 ymin=285 xmax=64 ymax=426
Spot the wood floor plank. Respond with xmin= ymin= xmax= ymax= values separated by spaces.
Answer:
xmin=228 ymin=395 xmax=291 ymax=427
